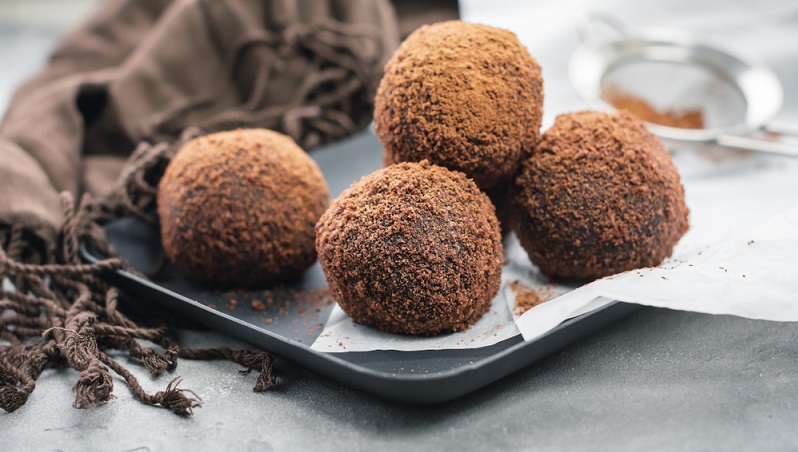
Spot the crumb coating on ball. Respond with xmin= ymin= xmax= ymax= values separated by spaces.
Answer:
xmin=511 ymin=111 xmax=689 ymax=280
xmin=158 ymin=129 xmax=329 ymax=287
xmin=374 ymin=20 xmax=543 ymax=190
xmin=316 ymin=161 xmax=503 ymax=335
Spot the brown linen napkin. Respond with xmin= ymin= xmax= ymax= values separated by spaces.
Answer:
xmin=0 ymin=0 xmax=398 ymax=415
xmin=0 ymin=0 xmax=398 ymax=253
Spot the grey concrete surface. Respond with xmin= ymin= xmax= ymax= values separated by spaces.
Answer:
xmin=2 ymin=1 xmax=798 ymax=451
xmin=2 ymin=309 xmax=798 ymax=451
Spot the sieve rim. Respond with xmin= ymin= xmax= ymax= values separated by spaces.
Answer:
xmin=569 ymin=25 xmax=784 ymax=142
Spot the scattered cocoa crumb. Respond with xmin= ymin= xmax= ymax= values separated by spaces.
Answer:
xmin=661 ymin=276 xmax=668 ymax=280
xmin=208 ymin=304 xmax=218 ymax=310
xmin=510 ymin=281 xmax=555 ymax=316
xmin=602 ymin=85 xmax=704 ymax=129
xmin=210 ymin=286 xmax=337 ymax=342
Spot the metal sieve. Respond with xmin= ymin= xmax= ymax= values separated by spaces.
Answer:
xmin=569 ymin=13 xmax=798 ymax=157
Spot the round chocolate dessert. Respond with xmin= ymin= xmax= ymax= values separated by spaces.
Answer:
xmin=511 ymin=111 xmax=689 ymax=280
xmin=316 ymin=161 xmax=502 ymax=335
xmin=374 ymin=20 xmax=543 ymax=190
xmin=157 ymin=129 xmax=329 ymax=287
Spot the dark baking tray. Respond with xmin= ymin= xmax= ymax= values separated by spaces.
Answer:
xmin=81 ymin=130 xmax=639 ymax=404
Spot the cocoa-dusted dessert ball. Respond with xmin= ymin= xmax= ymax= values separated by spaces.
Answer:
xmin=511 ymin=111 xmax=689 ymax=280
xmin=157 ymin=129 xmax=329 ymax=287
xmin=316 ymin=161 xmax=502 ymax=335
xmin=374 ymin=20 xmax=543 ymax=190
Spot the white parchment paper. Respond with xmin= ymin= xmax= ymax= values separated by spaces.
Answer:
xmin=312 ymin=290 xmax=520 ymax=353
xmin=515 ymin=202 xmax=798 ymax=341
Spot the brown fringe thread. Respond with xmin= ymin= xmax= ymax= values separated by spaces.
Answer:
xmin=0 ymin=134 xmax=276 ymax=416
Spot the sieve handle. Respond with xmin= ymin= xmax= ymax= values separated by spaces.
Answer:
xmin=716 ymin=125 xmax=798 ymax=157
xmin=764 ymin=121 xmax=798 ymax=137
xmin=576 ymin=12 xmax=627 ymax=43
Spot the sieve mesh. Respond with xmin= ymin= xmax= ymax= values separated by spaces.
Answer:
xmin=600 ymin=59 xmax=748 ymax=129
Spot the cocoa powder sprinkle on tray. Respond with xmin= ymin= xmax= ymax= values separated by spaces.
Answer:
xmin=214 ymin=287 xmax=334 ymax=336
xmin=510 ymin=281 xmax=557 ymax=316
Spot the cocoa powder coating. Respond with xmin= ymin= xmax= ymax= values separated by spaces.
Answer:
xmin=315 ymin=161 xmax=503 ymax=335
xmin=157 ymin=129 xmax=329 ymax=287
xmin=510 ymin=111 xmax=689 ymax=280
xmin=374 ymin=20 xmax=543 ymax=190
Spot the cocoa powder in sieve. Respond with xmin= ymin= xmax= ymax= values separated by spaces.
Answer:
xmin=602 ymin=85 xmax=704 ymax=129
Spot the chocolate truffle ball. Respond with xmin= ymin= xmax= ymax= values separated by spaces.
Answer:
xmin=511 ymin=111 xmax=689 ymax=280
xmin=316 ymin=161 xmax=502 ymax=335
xmin=157 ymin=129 xmax=329 ymax=287
xmin=374 ymin=20 xmax=543 ymax=190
